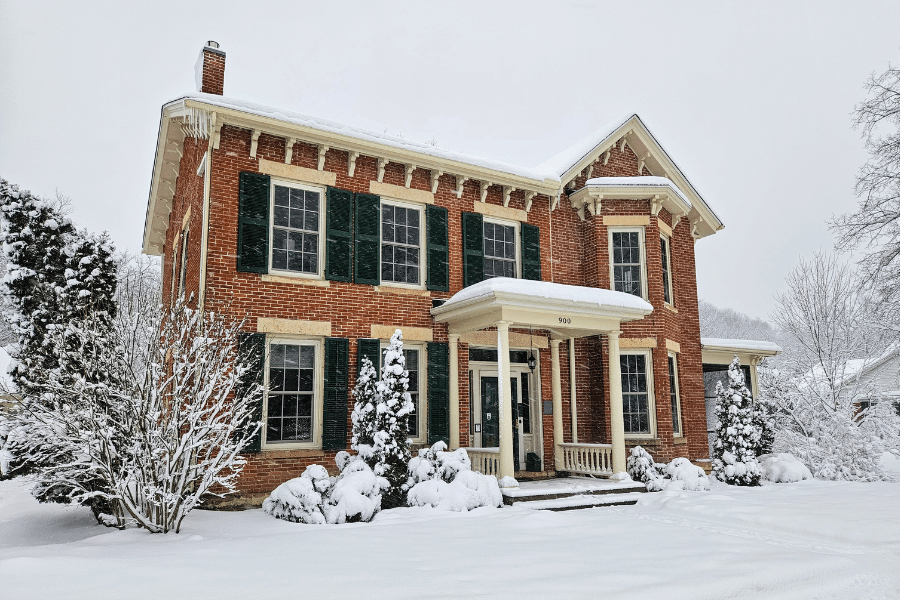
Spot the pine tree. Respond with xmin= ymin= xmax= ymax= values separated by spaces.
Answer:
xmin=351 ymin=356 xmax=379 ymax=466
xmin=368 ymin=330 xmax=414 ymax=509
xmin=712 ymin=356 xmax=762 ymax=486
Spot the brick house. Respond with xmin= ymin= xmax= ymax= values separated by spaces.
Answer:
xmin=143 ymin=42 xmax=751 ymax=500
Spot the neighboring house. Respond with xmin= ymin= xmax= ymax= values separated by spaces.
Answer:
xmin=828 ymin=345 xmax=900 ymax=413
xmin=143 ymin=42 xmax=730 ymax=501
xmin=700 ymin=338 xmax=782 ymax=459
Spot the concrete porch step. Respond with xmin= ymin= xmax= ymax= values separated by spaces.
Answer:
xmin=510 ymin=492 xmax=646 ymax=511
xmin=500 ymin=476 xmax=647 ymax=506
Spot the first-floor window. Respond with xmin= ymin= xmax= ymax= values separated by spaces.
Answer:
xmin=621 ymin=352 xmax=653 ymax=435
xmin=483 ymin=220 xmax=517 ymax=278
xmin=178 ymin=227 xmax=190 ymax=299
xmin=668 ymin=354 xmax=682 ymax=435
xmin=267 ymin=342 xmax=316 ymax=443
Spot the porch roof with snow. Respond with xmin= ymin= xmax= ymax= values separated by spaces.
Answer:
xmin=431 ymin=278 xmax=653 ymax=338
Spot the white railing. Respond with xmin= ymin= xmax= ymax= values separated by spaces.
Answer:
xmin=558 ymin=443 xmax=613 ymax=476
xmin=463 ymin=447 xmax=501 ymax=476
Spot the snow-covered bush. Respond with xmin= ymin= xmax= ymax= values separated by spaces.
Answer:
xmin=627 ymin=445 xmax=665 ymax=489
xmin=263 ymin=455 xmax=388 ymax=524
xmin=262 ymin=465 xmax=332 ymax=524
xmin=664 ymin=458 xmax=711 ymax=491
xmin=713 ymin=357 xmax=762 ymax=486
xmin=407 ymin=441 xmax=471 ymax=485
xmin=406 ymin=441 xmax=502 ymax=511
xmin=759 ymin=453 xmax=813 ymax=483
xmin=350 ymin=330 xmax=414 ymax=510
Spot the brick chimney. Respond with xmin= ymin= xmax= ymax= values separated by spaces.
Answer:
xmin=194 ymin=41 xmax=225 ymax=95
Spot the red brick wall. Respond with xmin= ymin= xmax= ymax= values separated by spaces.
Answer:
xmin=161 ymin=124 xmax=709 ymax=496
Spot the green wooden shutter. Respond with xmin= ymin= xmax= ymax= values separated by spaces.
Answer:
xmin=357 ymin=338 xmax=381 ymax=381
xmin=325 ymin=187 xmax=354 ymax=282
xmin=354 ymin=193 xmax=380 ymax=285
xmin=237 ymin=172 xmax=270 ymax=273
xmin=426 ymin=205 xmax=449 ymax=291
xmin=323 ymin=337 xmax=350 ymax=450
xmin=427 ymin=341 xmax=450 ymax=445
xmin=521 ymin=222 xmax=541 ymax=281
xmin=238 ymin=332 xmax=265 ymax=452
xmin=461 ymin=212 xmax=484 ymax=287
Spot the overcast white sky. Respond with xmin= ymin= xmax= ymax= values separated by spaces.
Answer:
xmin=2 ymin=0 xmax=898 ymax=321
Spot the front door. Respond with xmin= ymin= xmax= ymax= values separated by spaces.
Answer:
xmin=480 ymin=371 xmax=525 ymax=470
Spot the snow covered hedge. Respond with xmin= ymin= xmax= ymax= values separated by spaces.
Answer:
xmin=759 ymin=453 xmax=813 ymax=483
xmin=406 ymin=442 xmax=502 ymax=511
xmin=627 ymin=446 xmax=710 ymax=492
xmin=263 ymin=452 xmax=388 ymax=524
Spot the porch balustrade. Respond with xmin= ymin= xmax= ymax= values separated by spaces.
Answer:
xmin=558 ymin=442 xmax=613 ymax=476
xmin=463 ymin=447 xmax=501 ymax=476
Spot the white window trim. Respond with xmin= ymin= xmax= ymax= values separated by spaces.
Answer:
xmin=379 ymin=197 xmax=426 ymax=290
xmin=608 ymin=226 xmax=648 ymax=301
xmin=261 ymin=336 xmax=324 ymax=450
xmin=177 ymin=225 xmax=190 ymax=301
xmin=661 ymin=233 xmax=675 ymax=308
xmin=668 ymin=351 xmax=683 ymax=438
xmin=620 ymin=348 xmax=656 ymax=439
xmin=267 ymin=178 xmax=327 ymax=280
xmin=483 ymin=216 xmax=521 ymax=279
xmin=169 ymin=232 xmax=180 ymax=304
xmin=379 ymin=340 xmax=427 ymax=443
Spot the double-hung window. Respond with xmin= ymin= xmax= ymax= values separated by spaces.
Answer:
xmin=620 ymin=350 xmax=655 ymax=436
xmin=660 ymin=235 xmax=674 ymax=306
xmin=177 ymin=227 xmax=189 ymax=300
xmin=381 ymin=201 xmax=423 ymax=286
xmin=610 ymin=227 xmax=646 ymax=299
xmin=484 ymin=219 xmax=518 ymax=279
xmin=668 ymin=353 xmax=682 ymax=436
xmin=270 ymin=182 xmax=323 ymax=276
xmin=265 ymin=340 xmax=319 ymax=446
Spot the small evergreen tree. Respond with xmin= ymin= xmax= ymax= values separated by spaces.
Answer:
xmin=374 ymin=331 xmax=414 ymax=508
xmin=351 ymin=356 xmax=379 ymax=466
xmin=712 ymin=356 xmax=762 ymax=486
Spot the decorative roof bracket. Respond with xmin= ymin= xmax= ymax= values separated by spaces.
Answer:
xmin=524 ymin=191 xmax=536 ymax=212
xmin=377 ymin=157 xmax=387 ymax=182
xmin=431 ymin=169 xmax=443 ymax=193
xmin=502 ymin=186 xmax=515 ymax=207
xmin=347 ymin=150 xmax=359 ymax=177
xmin=479 ymin=180 xmax=491 ymax=203
xmin=405 ymin=164 xmax=416 ymax=188
xmin=285 ymin=138 xmax=296 ymax=165
xmin=455 ymin=175 xmax=467 ymax=198
xmin=249 ymin=129 xmax=261 ymax=159
xmin=650 ymin=195 xmax=663 ymax=216
xmin=317 ymin=144 xmax=329 ymax=170
xmin=602 ymin=149 xmax=611 ymax=165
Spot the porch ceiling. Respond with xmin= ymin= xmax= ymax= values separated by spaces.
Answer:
xmin=431 ymin=278 xmax=653 ymax=338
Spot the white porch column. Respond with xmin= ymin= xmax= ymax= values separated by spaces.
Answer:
xmin=550 ymin=339 xmax=564 ymax=471
xmin=608 ymin=331 xmax=627 ymax=474
xmin=448 ymin=334 xmax=460 ymax=449
xmin=496 ymin=322 xmax=515 ymax=480
xmin=569 ymin=337 xmax=578 ymax=444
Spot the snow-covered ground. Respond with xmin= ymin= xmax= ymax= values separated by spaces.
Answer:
xmin=2 ymin=476 xmax=899 ymax=599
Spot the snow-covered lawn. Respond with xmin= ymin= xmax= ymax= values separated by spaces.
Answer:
xmin=2 ymin=477 xmax=899 ymax=600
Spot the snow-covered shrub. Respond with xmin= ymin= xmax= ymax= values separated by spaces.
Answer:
xmin=664 ymin=457 xmax=711 ymax=491
xmin=262 ymin=465 xmax=332 ymax=524
xmin=407 ymin=469 xmax=502 ymax=511
xmin=264 ymin=455 xmax=388 ymax=524
xmin=407 ymin=441 xmax=471 ymax=485
xmin=759 ymin=453 xmax=813 ymax=483
xmin=713 ymin=357 xmax=762 ymax=486
xmin=627 ymin=446 xmax=665 ymax=487
xmin=497 ymin=476 xmax=518 ymax=489
xmin=324 ymin=459 xmax=387 ymax=524
xmin=350 ymin=330 xmax=413 ymax=510
xmin=406 ymin=441 xmax=501 ymax=511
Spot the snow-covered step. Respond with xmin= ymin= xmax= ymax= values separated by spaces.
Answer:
xmin=501 ymin=476 xmax=646 ymax=505
xmin=512 ymin=492 xmax=646 ymax=511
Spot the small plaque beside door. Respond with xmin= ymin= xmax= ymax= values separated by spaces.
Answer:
xmin=543 ymin=400 xmax=553 ymax=415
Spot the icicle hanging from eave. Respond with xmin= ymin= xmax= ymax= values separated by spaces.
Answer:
xmin=179 ymin=108 xmax=211 ymax=140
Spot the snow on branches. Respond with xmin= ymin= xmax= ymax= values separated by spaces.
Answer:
xmin=713 ymin=357 xmax=762 ymax=486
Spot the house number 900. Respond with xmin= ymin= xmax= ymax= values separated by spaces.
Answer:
xmin=558 ymin=317 xmax=571 ymax=324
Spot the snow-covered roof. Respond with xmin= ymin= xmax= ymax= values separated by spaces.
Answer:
xmin=536 ymin=115 xmax=634 ymax=177
xmin=701 ymin=338 xmax=783 ymax=355
xmin=445 ymin=278 xmax=652 ymax=312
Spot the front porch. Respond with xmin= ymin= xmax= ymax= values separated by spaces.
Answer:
xmin=431 ymin=277 xmax=654 ymax=483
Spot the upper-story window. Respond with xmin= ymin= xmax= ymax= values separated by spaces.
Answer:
xmin=381 ymin=201 xmax=423 ymax=286
xmin=484 ymin=219 xmax=518 ymax=279
xmin=610 ymin=227 xmax=647 ymax=299
xmin=270 ymin=182 xmax=323 ymax=276
xmin=660 ymin=235 xmax=673 ymax=305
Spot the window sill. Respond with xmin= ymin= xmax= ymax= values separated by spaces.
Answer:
xmin=664 ymin=303 xmax=678 ymax=313
xmin=625 ymin=437 xmax=659 ymax=446
xmin=673 ymin=436 xmax=688 ymax=445
xmin=261 ymin=273 xmax=330 ymax=287
xmin=259 ymin=448 xmax=326 ymax=459
xmin=375 ymin=285 xmax=431 ymax=297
